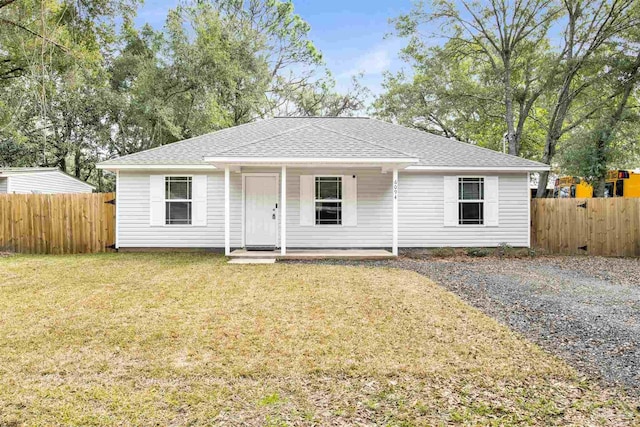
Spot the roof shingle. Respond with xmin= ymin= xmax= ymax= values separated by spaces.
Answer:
xmin=98 ymin=117 xmax=547 ymax=169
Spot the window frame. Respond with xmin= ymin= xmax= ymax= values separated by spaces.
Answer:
xmin=314 ymin=175 xmax=343 ymax=226
xmin=615 ymin=179 xmax=624 ymax=197
xmin=604 ymin=182 xmax=615 ymax=198
xmin=164 ymin=175 xmax=193 ymax=226
xmin=457 ymin=176 xmax=485 ymax=226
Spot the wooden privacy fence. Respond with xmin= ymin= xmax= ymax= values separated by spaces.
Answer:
xmin=531 ymin=198 xmax=640 ymax=256
xmin=0 ymin=193 xmax=115 ymax=254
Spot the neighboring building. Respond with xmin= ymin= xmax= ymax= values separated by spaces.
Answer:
xmin=530 ymin=172 xmax=557 ymax=198
xmin=96 ymin=117 xmax=549 ymax=256
xmin=0 ymin=168 xmax=95 ymax=194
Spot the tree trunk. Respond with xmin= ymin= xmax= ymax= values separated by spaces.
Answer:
xmin=503 ymin=57 xmax=518 ymax=155
xmin=536 ymin=73 xmax=575 ymax=198
xmin=74 ymin=149 xmax=82 ymax=178
xmin=591 ymin=52 xmax=640 ymax=196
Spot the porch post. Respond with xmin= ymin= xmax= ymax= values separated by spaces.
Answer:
xmin=281 ymin=165 xmax=287 ymax=255
xmin=224 ymin=166 xmax=230 ymax=256
xmin=392 ymin=168 xmax=398 ymax=256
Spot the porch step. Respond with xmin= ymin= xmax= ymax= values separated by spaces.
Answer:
xmin=227 ymin=258 xmax=276 ymax=264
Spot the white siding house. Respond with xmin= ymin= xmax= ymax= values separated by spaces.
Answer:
xmin=98 ymin=117 xmax=548 ymax=255
xmin=0 ymin=168 xmax=95 ymax=194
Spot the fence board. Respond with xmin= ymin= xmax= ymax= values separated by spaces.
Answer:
xmin=0 ymin=193 xmax=115 ymax=254
xmin=531 ymin=198 xmax=640 ymax=257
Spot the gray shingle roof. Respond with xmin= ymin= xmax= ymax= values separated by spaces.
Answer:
xmin=98 ymin=117 xmax=548 ymax=169
xmin=212 ymin=123 xmax=414 ymax=158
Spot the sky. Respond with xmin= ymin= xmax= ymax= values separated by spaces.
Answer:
xmin=133 ymin=0 xmax=415 ymax=97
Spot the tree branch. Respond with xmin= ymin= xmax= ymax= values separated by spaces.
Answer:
xmin=0 ymin=18 xmax=70 ymax=52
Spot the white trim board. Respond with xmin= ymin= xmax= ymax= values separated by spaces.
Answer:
xmin=97 ymin=164 xmax=218 ymax=171
xmin=99 ymin=163 xmax=547 ymax=173
xmin=405 ymin=165 xmax=549 ymax=172
xmin=527 ymin=172 xmax=531 ymax=248
xmin=204 ymin=157 xmax=419 ymax=163
xmin=115 ymin=171 xmax=120 ymax=248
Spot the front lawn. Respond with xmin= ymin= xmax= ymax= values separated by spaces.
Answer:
xmin=0 ymin=253 xmax=637 ymax=425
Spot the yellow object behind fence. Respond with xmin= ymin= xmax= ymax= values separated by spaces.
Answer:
xmin=553 ymin=170 xmax=640 ymax=198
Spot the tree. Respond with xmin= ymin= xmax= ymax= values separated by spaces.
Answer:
xmin=0 ymin=0 xmax=368 ymax=188
xmin=393 ymin=0 xmax=560 ymax=156
xmin=105 ymin=5 xmax=272 ymax=157
xmin=375 ymin=44 xmax=505 ymax=144
xmin=210 ymin=0 xmax=325 ymax=115
xmin=559 ymin=49 xmax=640 ymax=196
xmin=282 ymin=74 xmax=370 ymax=117
xmin=536 ymin=0 xmax=640 ymax=197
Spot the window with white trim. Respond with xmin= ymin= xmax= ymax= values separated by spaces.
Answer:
xmin=458 ymin=177 xmax=484 ymax=225
xmin=315 ymin=176 xmax=342 ymax=225
xmin=165 ymin=176 xmax=192 ymax=225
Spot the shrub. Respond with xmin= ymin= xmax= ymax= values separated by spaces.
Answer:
xmin=401 ymin=249 xmax=431 ymax=260
xmin=466 ymin=247 xmax=492 ymax=257
xmin=429 ymin=247 xmax=456 ymax=258
xmin=496 ymin=243 xmax=515 ymax=258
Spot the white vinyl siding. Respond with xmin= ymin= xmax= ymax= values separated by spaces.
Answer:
xmin=399 ymin=173 xmax=528 ymax=247
xmin=286 ymin=168 xmax=390 ymax=248
xmin=116 ymin=170 xmax=530 ymax=249
xmin=4 ymin=171 xmax=93 ymax=193
xmin=119 ymin=171 xmax=231 ymax=248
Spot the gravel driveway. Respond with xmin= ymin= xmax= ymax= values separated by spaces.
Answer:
xmin=288 ymin=256 xmax=640 ymax=396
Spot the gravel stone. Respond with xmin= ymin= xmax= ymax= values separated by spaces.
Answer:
xmin=285 ymin=255 xmax=640 ymax=396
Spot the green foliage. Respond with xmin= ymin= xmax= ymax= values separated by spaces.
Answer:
xmin=0 ymin=140 xmax=31 ymax=167
xmin=429 ymin=247 xmax=456 ymax=258
xmin=374 ymin=48 xmax=507 ymax=148
xmin=465 ymin=247 xmax=492 ymax=257
xmin=376 ymin=0 xmax=640 ymax=184
xmin=0 ymin=0 xmax=366 ymax=189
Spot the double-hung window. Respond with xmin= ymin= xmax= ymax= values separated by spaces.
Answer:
xmin=315 ymin=176 xmax=342 ymax=225
xmin=458 ymin=177 xmax=484 ymax=225
xmin=165 ymin=176 xmax=192 ymax=225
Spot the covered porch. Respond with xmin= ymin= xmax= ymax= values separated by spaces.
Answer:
xmin=205 ymin=158 xmax=417 ymax=258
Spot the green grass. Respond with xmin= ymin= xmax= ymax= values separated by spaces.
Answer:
xmin=0 ymin=253 xmax=637 ymax=426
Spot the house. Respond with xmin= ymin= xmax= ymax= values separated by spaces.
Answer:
xmin=0 ymin=168 xmax=95 ymax=194
xmin=96 ymin=117 xmax=549 ymax=256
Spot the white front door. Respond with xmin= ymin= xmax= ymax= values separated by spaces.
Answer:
xmin=245 ymin=175 xmax=278 ymax=248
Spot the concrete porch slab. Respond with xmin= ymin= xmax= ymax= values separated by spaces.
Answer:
xmin=227 ymin=258 xmax=276 ymax=264
xmin=228 ymin=249 xmax=395 ymax=260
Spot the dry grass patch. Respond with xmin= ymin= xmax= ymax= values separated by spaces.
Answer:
xmin=0 ymin=253 xmax=637 ymax=426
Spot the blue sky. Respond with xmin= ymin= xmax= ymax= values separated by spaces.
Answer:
xmin=134 ymin=0 xmax=414 ymax=97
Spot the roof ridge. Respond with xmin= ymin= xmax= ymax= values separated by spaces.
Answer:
xmin=368 ymin=117 xmax=549 ymax=167
xmin=312 ymin=123 xmax=417 ymax=158
xmin=273 ymin=116 xmax=370 ymax=119
xmin=209 ymin=123 xmax=314 ymax=156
